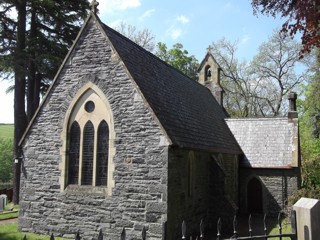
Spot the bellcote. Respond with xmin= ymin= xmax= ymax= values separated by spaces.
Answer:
xmin=198 ymin=48 xmax=224 ymax=105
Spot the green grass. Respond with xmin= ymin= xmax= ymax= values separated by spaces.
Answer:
xmin=0 ymin=223 xmax=72 ymax=240
xmin=0 ymin=211 xmax=18 ymax=220
xmin=268 ymin=218 xmax=292 ymax=240
xmin=4 ymin=203 xmax=19 ymax=212
xmin=0 ymin=124 xmax=14 ymax=139
xmin=0 ymin=204 xmax=19 ymax=220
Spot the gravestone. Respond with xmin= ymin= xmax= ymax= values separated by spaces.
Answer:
xmin=0 ymin=194 xmax=7 ymax=212
xmin=293 ymin=197 xmax=320 ymax=240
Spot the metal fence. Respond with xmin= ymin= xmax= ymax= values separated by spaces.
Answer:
xmin=182 ymin=211 xmax=297 ymax=240
xmin=21 ymin=211 xmax=297 ymax=240
xmin=22 ymin=227 xmax=148 ymax=240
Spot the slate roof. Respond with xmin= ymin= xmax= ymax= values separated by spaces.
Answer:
xmin=226 ymin=118 xmax=295 ymax=168
xmin=101 ymin=21 xmax=242 ymax=154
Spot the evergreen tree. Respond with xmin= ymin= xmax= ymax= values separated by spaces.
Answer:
xmin=0 ymin=0 xmax=90 ymax=203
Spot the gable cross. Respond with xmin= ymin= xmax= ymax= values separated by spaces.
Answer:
xmin=207 ymin=45 xmax=213 ymax=53
xmin=90 ymin=0 xmax=99 ymax=14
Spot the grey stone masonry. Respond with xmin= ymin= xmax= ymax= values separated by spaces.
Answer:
xmin=19 ymin=17 xmax=168 ymax=240
xmin=226 ymin=118 xmax=297 ymax=167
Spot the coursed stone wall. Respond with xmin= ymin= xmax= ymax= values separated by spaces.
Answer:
xmin=19 ymin=19 xmax=168 ymax=240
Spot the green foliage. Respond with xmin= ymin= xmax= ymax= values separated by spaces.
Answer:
xmin=155 ymin=42 xmax=199 ymax=80
xmin=0 ymin=124 xmax=14 ymax=139
xmin=0 ymin=138 xmax=13 ymax=182
xmin=251 ymin=0 xmax=320 ymax=54
xmin=289 ymin=187 xmax=320 ymax=206
xmin=289 ymin=50 xmax=320 ymax=202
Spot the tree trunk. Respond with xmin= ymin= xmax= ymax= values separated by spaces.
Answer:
xmin=13 ymin=0 xmax=27 ymax=205
xmin=27 ymin=4 xmax=37 ymax=122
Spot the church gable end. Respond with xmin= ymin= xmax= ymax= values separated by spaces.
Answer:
xmin=19 ymin=15 xmax=169 ymax=239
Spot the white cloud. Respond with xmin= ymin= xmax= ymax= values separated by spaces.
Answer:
xmin=176 ymin=15 xmax=189 ymax=24
xmin=241 ymin=34 xmax=250 ymax=44
xmin=139 ymin=9 xmax=156 ymax=21
xmin=167 ymin=27 xmax=182 ymax=40
xmin=99 ymin=0 xmax=141 ymax=13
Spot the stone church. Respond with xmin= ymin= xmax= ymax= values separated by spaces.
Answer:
xmin=18 ymin=10 xmax=300 ymax=240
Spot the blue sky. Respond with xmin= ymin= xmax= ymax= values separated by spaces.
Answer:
xmin=0 ymin=0 xmax=285 ymax=123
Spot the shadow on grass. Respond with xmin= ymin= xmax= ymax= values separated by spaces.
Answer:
xmin=0 ymin=233 xmax=23 ymax=240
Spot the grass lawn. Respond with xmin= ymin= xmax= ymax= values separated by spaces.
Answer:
xmin=0 ymin=203 xmax=19 ymax=220
xmin=0 ymin=223 xmax=72 ymax=240
xmin=0 ymin=124 xmax=14 ymax=139
xmin=0 ymin=211 xmax=18 ymax=220
xmin=268 ymin=218 xmax=293 ymax=240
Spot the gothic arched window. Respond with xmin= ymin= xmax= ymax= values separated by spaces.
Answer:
xmin=62 ymin=85 xmax=115 ymax=195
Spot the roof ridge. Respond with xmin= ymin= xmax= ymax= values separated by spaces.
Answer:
xmin=101 ymin=22 xmax=207 ymax=89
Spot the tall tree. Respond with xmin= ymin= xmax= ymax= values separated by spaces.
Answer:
xmin=208 ymin=38 xmax=254 ymax=117
xmin=304 ymin=49 xmax=320 ymax=139
xmin=0 ymin=0 xmax=89 ymax=203
xmin=155 ymin=42 xmax=199 ymax=80
xmin=251 ymin=0 xmax=320 ymax=54
xmin=115 ymin=22 xmax=155 ymax=52
xmin=250 ymin=30 xmax=307 ymax=116
xmin=210 ymin=30 xmax=307 ymax=117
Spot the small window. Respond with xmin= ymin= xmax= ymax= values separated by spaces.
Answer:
xmin=84 ymin=100 xmax=95 ymax=113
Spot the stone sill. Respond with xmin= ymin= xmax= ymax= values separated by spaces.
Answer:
xmin=64 ymin=184 xmax=110 ymax=195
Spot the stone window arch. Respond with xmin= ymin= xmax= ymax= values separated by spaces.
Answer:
xmin=60 ymin=82 xmax=115 ymax=195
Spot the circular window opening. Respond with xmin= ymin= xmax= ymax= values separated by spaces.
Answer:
xmin=84 ymin=101 xmax=95 ymax=113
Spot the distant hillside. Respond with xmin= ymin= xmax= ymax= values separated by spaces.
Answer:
xmin=0 ymin=124 xmax=14 ymax=139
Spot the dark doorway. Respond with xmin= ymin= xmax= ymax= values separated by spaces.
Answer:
xmin=247 ymin=178 xmax=263 ymax=213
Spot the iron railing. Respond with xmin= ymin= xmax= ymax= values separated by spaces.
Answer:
xmin=21 ymin=211 xmax=297 ymax=240
xmin=182 ymin=210 xmax=297 ymax=240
